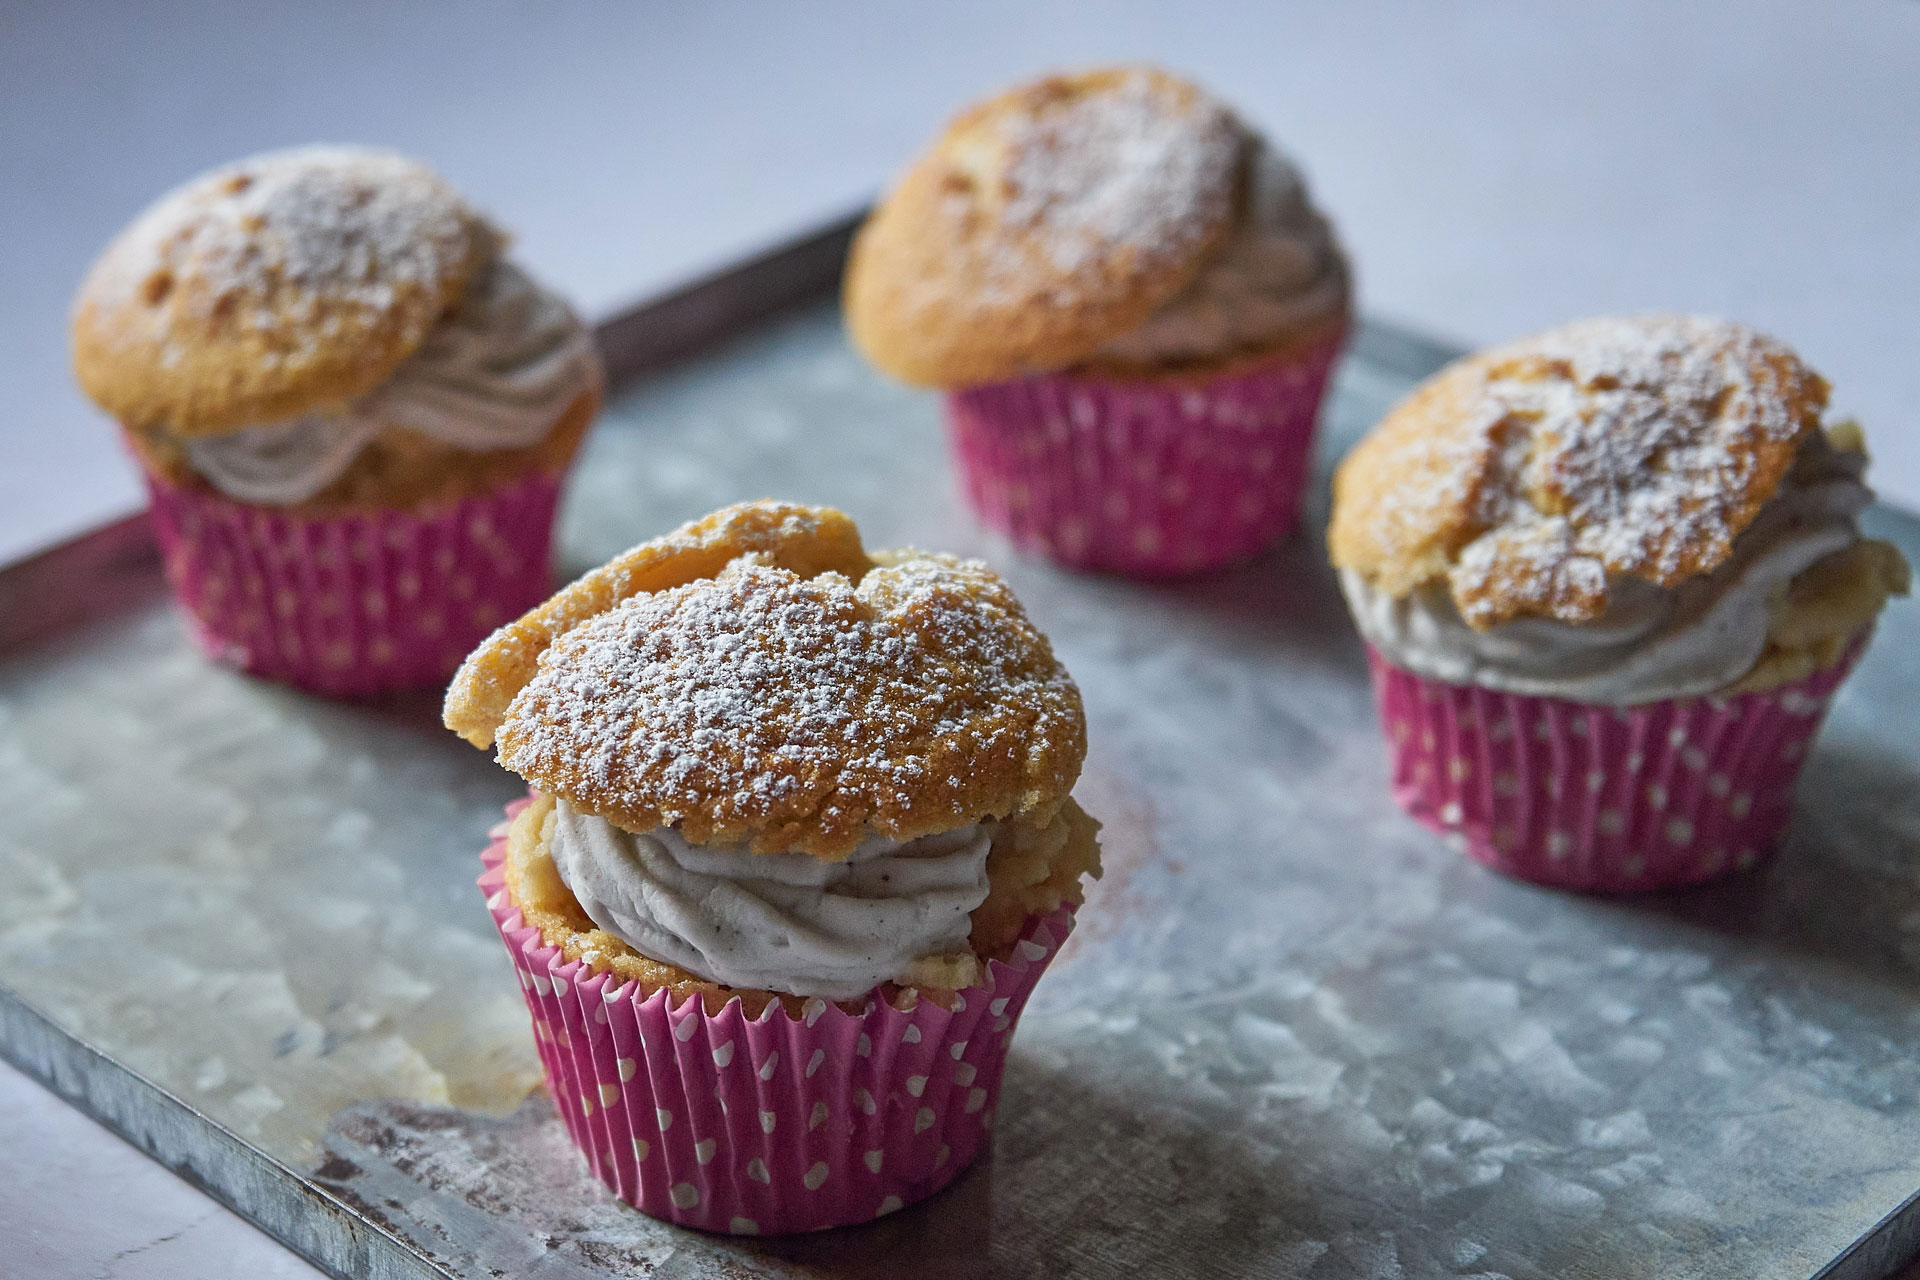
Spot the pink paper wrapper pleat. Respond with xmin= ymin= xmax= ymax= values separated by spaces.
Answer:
xmin=1367 ymin=641 xmax=1865 ymax=892
xmin=943 ymin=332 xmax=1345 ymax=578
xmin=141 ymin=467 xmax=562 ymax=697
xmin=480 ymin=799 xmax=1074 ymax=1235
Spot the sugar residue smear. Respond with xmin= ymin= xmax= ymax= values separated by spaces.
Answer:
xmin=994 ymin=70 xmax=1239 ymax=279
xmin=494 ymin=555 xmax=1084 ymax=857
xmin=1444 ymin=315 xmax=1820 ymax=628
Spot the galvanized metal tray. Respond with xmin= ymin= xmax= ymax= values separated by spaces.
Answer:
xmin=5 ymin=220 xmax=1920 ymax=1280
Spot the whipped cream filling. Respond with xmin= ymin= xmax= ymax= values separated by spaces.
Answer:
xmin=1092 ymin=138 xmax=1349 ymax=365
xmin=184 ymin=258 xmax=600 ymax=504
xmin=1342 ymin=433 xmax=1874 ymax=704
xmin=547 ymin=801 xmax=992 ymax=1001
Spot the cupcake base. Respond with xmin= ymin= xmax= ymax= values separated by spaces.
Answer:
xmin=480 ymin=799 xmax=1074 ymax=1235
xmin=142 ymin=468 xmax=562 ymax=697
xmin=944 ymin=332 xmax=1345 ymax=578
xmin=1367 ymin=642 xmax=1865 ymax=892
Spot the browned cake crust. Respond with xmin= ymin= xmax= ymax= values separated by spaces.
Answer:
xmin=118 ymin=383 xmax=600 ymax=515
xmin=1723 ymin=536 xmax=1909 ymax=693
xmin=446 ymin=501 xmax=1089 ymax=858
xmin=445 ymin=502 xmax=873 ymax=747
xmin=843 ymin=67 xmax=1243 ymax=388
xmin=1329 ymin=315 xmax=1830 ymax=630
xmin=72 ymin=146 xmax=495 ymax=437
xmin=499 ymin=790 xmax=1102 ymax=1017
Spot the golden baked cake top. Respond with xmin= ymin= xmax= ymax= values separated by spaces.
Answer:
xmin=445 ymin=501 xmax=1087 ymax=858
xmin=72 ymin=145 xmax=497 ymax=437
xmin=844 ymin=66 xmax=1243 ymax=387
xmin=1329 ymin=315 xmax=1829 ymax=630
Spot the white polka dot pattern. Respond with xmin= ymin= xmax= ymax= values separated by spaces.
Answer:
xmin=137 ymin=455 xmax=562 ymax=696
xmin=945 ymin=333 xmax=1345 ymax=578
xmin=1366 ymin=640 xmax=1864 ymax=892
xmin=480 ymin=797 xmax=1073 ymax=1235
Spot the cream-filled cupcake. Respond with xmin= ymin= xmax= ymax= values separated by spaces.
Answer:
xmin=449 ymin=500 xmax=1101 ymax=1232
xmin=845 ymin=67 xmax=1350 ymax=577
xmin=1330 ymin=314 xmax=1908 ymax=890
xmin=72 ymin=145 xmax=603 ymax=695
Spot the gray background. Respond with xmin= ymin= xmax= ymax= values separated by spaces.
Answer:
xmin=4 ymin=3 xmax=1918 ymax=1276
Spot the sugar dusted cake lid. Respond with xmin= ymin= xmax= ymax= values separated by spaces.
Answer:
xmin=72 ymin=145 xmax=498 ymax=437
xmin=444 ymin=501 xmax=1088 ymax=859
xmin=1329 ymin=315 xmax=1831 ymax=630
xmin=843 ymin=66 xmax=1245 ymax=388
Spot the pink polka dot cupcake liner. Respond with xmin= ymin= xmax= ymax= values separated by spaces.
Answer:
xmin=479 ymin=798 xmax=1075 ymax=1235
xmin=943 ymin=331 xmax=1346 ymax=578
xmin=140 ymin=465 xmax=563 ymax=697
xmin=1366 ymin=639 xmax=1867 ymax=892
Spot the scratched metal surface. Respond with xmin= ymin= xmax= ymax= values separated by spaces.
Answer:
xmin=3 ymin=300 xmax=1920 ymax=1280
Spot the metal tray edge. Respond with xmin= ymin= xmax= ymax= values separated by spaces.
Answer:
xmin=3 ymin=212 xmax=1915 ymax=1280
xmin=0 ymin=984 xmax=451 ymax=1280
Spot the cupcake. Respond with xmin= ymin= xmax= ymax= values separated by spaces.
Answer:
xmin=445 ymin=500 xmax=1102 ymax=1233
xmin=1330 ymin=314 xmax=1909 ymax=892
xmin=844 ymin=66 xmax=1350 ymax=578
xmin=71 ymin=145 xmax=603 ymax=696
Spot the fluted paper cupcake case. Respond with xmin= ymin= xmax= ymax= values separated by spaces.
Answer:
xmin=480 ymin=798 xmax=1075 ymax=1235
xmin=943 ymin=330 xmax=1345 ymax=578
xmin=140 ymin=464 xmax=562 ymax=697
xmin=1367 ymin=639 xmax=1866 ymax=892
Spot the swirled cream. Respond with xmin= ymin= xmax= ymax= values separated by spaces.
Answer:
xmin=1342 ymin=432 xmax=1874 ymax=704
xmin=546 ymin=800 xmax=992 ymax=1001
xmin=184 ymin=258 xmax=599 ymax=504
xmin=1092 ymin=138 xmax=1349 ymax=365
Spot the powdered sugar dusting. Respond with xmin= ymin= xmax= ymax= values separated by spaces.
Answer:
xmin=87 ymin=145 xmax=482 ymax=356
xmin=496 ymin=555 xmax=1083 ymax=855
xmin=1444 ymin=315 xmax=1817 ymax=626
xmin=993 ymin=71 xmax=1238 ymax=279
